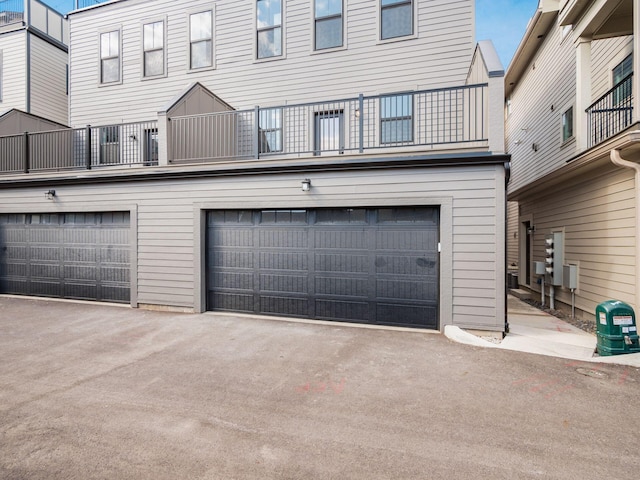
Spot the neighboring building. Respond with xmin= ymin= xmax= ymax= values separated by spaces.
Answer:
xmin=0 ymin=0 xmax=69 ymax=126
xmin=0 ymin=0 xmax=508 ymax=333
xmin=506 ymin=0 xmax=639 ymax=321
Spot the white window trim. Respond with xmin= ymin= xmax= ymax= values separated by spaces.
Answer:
xmin=254 ymin=0 xmax=286 ymax=63
xmin=97 ymin=26 xmax=123 ymax=87
xmin=376 ymin=0 xmax=418 ymax=45
xmin=310 ymin=0 xmax=347 ymax=55
xmin=187 ymin=5 xmax=216 ymax=73
xmin=141 ymin=16 xmax=168 ymax=80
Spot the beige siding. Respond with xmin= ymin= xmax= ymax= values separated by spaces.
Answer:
xmin=29 ymin=35 xmax=68 ymax=126
xmin=69 ymin=0 xmax=475 ymax=126
xmin=0 ymin=164 xmax=505 ymax=331
xmin=0 ymin=30 xmax=26 ymax=111
xmin=518 ymin=165 xmax=636 ymax=319
xmin=507 ymin=18 xmax=634 ymax=195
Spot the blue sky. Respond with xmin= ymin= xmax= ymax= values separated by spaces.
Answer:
xmin=43 ymin=0 xmax=539 ymax=69
xmin=476 ymin=0 xmax=540 ymax=68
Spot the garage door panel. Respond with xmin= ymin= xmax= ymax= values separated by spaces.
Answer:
xmin=4 ymin=245 xmax=27 ymax=259
xmin=259 ymin=229 xmax=308 ymax=248
xmin=316 ymin=299 xmax=371 ymax=322
xmin=64 ymin=230 xmax=97 ymax=243
xmin=378 ymin=304 xmax=438 ymax=328
xmin=101 ymin=247 xmax=129 ymax=264
xmin=210 ymin=291 xmax=254 ymax=313
xmin=206 ymin=207 xmax=439 ymax=329
xmin=4 ymin=263 xmax=27 ymax=277
xmin=30 ymin=246 xmax=60 ymax=262
xmin=30 ymin=280 xmax=62 ymax=297
xmin=315 ymin=253 xmax=368 ymax=273
xmin=259 ymin=252 xmax=308 ymax=270
xmin=315 ymin=276 xmax=368 ymax=297
xmin=64 ymin=247 xmax=97 ymax=262
xmin=314 ymin=230 xmax=368 ymax=249
xmin=260 ymin=273 xmax=308 ymax=293
xmin=213 ymin=251 xmax=254 ymax=269
xmin=260 ymin=295 xmax=308 ymax=316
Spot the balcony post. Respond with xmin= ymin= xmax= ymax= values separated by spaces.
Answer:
xmin=575 ymin=37 xmax=592 ymax=151
xmin=23 ymin=131 xmax=29 ymax=174
xmin=157 ymin=111 xmax=169 ymax=166
xmin=358 ymin=94 xmax=364 ymax=153
xmin=85 ymin=125 xmax=92 ymax=169
xmin=254 ymin=106 xmax=260 ymax=159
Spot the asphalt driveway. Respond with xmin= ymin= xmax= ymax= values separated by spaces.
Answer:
xmin=1 ymin=296 xmax=639 ymax=479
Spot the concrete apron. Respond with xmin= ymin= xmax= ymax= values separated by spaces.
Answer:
xmin=445 ymin=295 xmax=640 ymax=367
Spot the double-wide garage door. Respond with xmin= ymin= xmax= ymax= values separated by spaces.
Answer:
xmin=0 ymin=212 xmax=130 ymax=303
xmin=206 ymin=207 xmax=439 ymax=329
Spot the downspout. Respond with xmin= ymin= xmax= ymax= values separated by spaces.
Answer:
xmin=611 ymin=148 xmax=640 ymax=310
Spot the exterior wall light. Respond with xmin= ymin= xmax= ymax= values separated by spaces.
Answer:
xmin=301 ymin=179 xmax=311 ymax=192
xmin=45 ymin=189 xmax=56 ymax=200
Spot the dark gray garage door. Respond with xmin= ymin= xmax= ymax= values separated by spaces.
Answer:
xmin=206 ymin=207 xmax=439 ymax=328
xmin=0 ymin=212 xmax=130 ymax=303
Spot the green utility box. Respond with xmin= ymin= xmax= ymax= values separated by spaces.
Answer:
xmin=596 ymin=300 xmax=640 ymax=356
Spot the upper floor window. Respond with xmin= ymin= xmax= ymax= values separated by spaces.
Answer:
xmin=380 ymin=0 xmax=413 ymax=40
xmin=612 ymin=54 xmax=633 ymax=105
xmin=100 ymin=30 xmax=121 ymax=84
xmin=143 ymin=20 xmax=165 ymax=77
xmin=381 ymin=93 xmax=413 ymax=144
xmin=190 ymin=10 xmax=213 ymax=69
xmin=257 ymin=0 xmax=282 ymax=58
xmin=562 ymin=106 xmax=573 ymax=143
xmin=315 ymin=0 xmax=343 ymax=50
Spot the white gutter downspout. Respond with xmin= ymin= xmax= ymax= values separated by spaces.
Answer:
xmin=611 ymin=148 xmax=640 ymax=310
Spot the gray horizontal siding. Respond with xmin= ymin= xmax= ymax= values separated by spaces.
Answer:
xmin=0 ymin=30 xmax=26 ymax=110
xmin=69 ymin=0 xmax=474 ymax=126
xmin=28 ymin=35 xmax=68 ymax=126
xmin=0 ymin=163 xmax=505 ymax=330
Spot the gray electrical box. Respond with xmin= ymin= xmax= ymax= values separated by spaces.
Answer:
xmin=545 ymin=232 xmax=564 ymax=286
xmin=563 ymin=264 xmax=578 ymax=289
xmin=534 ymin=261 xmax=546 ymax=275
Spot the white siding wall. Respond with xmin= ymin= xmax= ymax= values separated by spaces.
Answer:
xmin=69 ymin=0 xmax=475 ymax=126
xmin=0 ymin=31 xmax=27 ymax=111
xmin=0 ymin=164 xmax=505 ymax=331
xmin=519 ymin=165 xmax=636 ymax=320
xmin=506 ymin=20 xmax=632 ymax=194
xmin=29 ymin=35 xmax=68 ymax=126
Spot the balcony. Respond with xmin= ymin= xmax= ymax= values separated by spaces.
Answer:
xmin=586 ymin=73 xmax=634 ymax=148
xmin=0 ymin=84 xmax=489 ymax=177
xmin=0 ymin=0 xmax=67 ymax=45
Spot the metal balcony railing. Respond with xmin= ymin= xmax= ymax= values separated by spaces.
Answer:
xmin=0 ymin=0 xmax=24 ymax=26
xmin=168 ymin=84 xmax=489 ymax=164
xmin=0 ymin=121 xmax=158 ymax=174
xmin=586 ymin=73 xmax=634 ymax=148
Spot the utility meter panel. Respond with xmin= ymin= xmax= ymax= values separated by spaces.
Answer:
xmin=545 ymin=232 xmax=564 ymax=286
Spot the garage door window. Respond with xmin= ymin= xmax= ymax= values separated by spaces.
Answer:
xmin=260 ymin=209 xmax=307 ymax=224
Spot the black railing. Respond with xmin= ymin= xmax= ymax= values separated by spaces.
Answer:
xmin=169 ymin=84 xmax=489 ymax=164
xmin=586 ymin=73 xmax=634 ymax=148
xmin=0 ymin=121 xmax=158 ymax=174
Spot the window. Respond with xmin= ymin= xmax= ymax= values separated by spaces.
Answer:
xmin=143 ymin=20 xmax=165 ymax=77
xmin=380 ymin=0 xmax=413 ymax=40
xmin=314 ymin=110 xmax=344 ymax=154
xmin=144 ymin=128 xmax=158 ymax=165
xmin=99 ymin=126 xmax=120 ymax=164
xmin=381 ymin=94 xmax=413 ymax=144
xmin=100 ymin=30 xmax=120 ymax=84
xmin=562 ymin=106 xmax=573 ymax=142
xmin=315 ymin=0 xmax=342 ymax=50
xmin=190 ymin=10 xmax=213 ymax=69
xmin=259 ymin=108 xmax=283 ymax=153
xmin=612 ymin=54 xmax=633 ymax=105
xmin=257 ymin=0 xmax=282 ymax=58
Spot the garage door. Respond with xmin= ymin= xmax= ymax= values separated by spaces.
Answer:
xmin=0 ymin=212 xmax=130 ymax=303
xmin=206 ymin=207 xmax=439 ymax=328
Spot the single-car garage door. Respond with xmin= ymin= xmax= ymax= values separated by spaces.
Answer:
xmin=0 ymin=212 xmax=130 ymax=303
xmin=206 ymin=207 xmax=439 ymax=328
